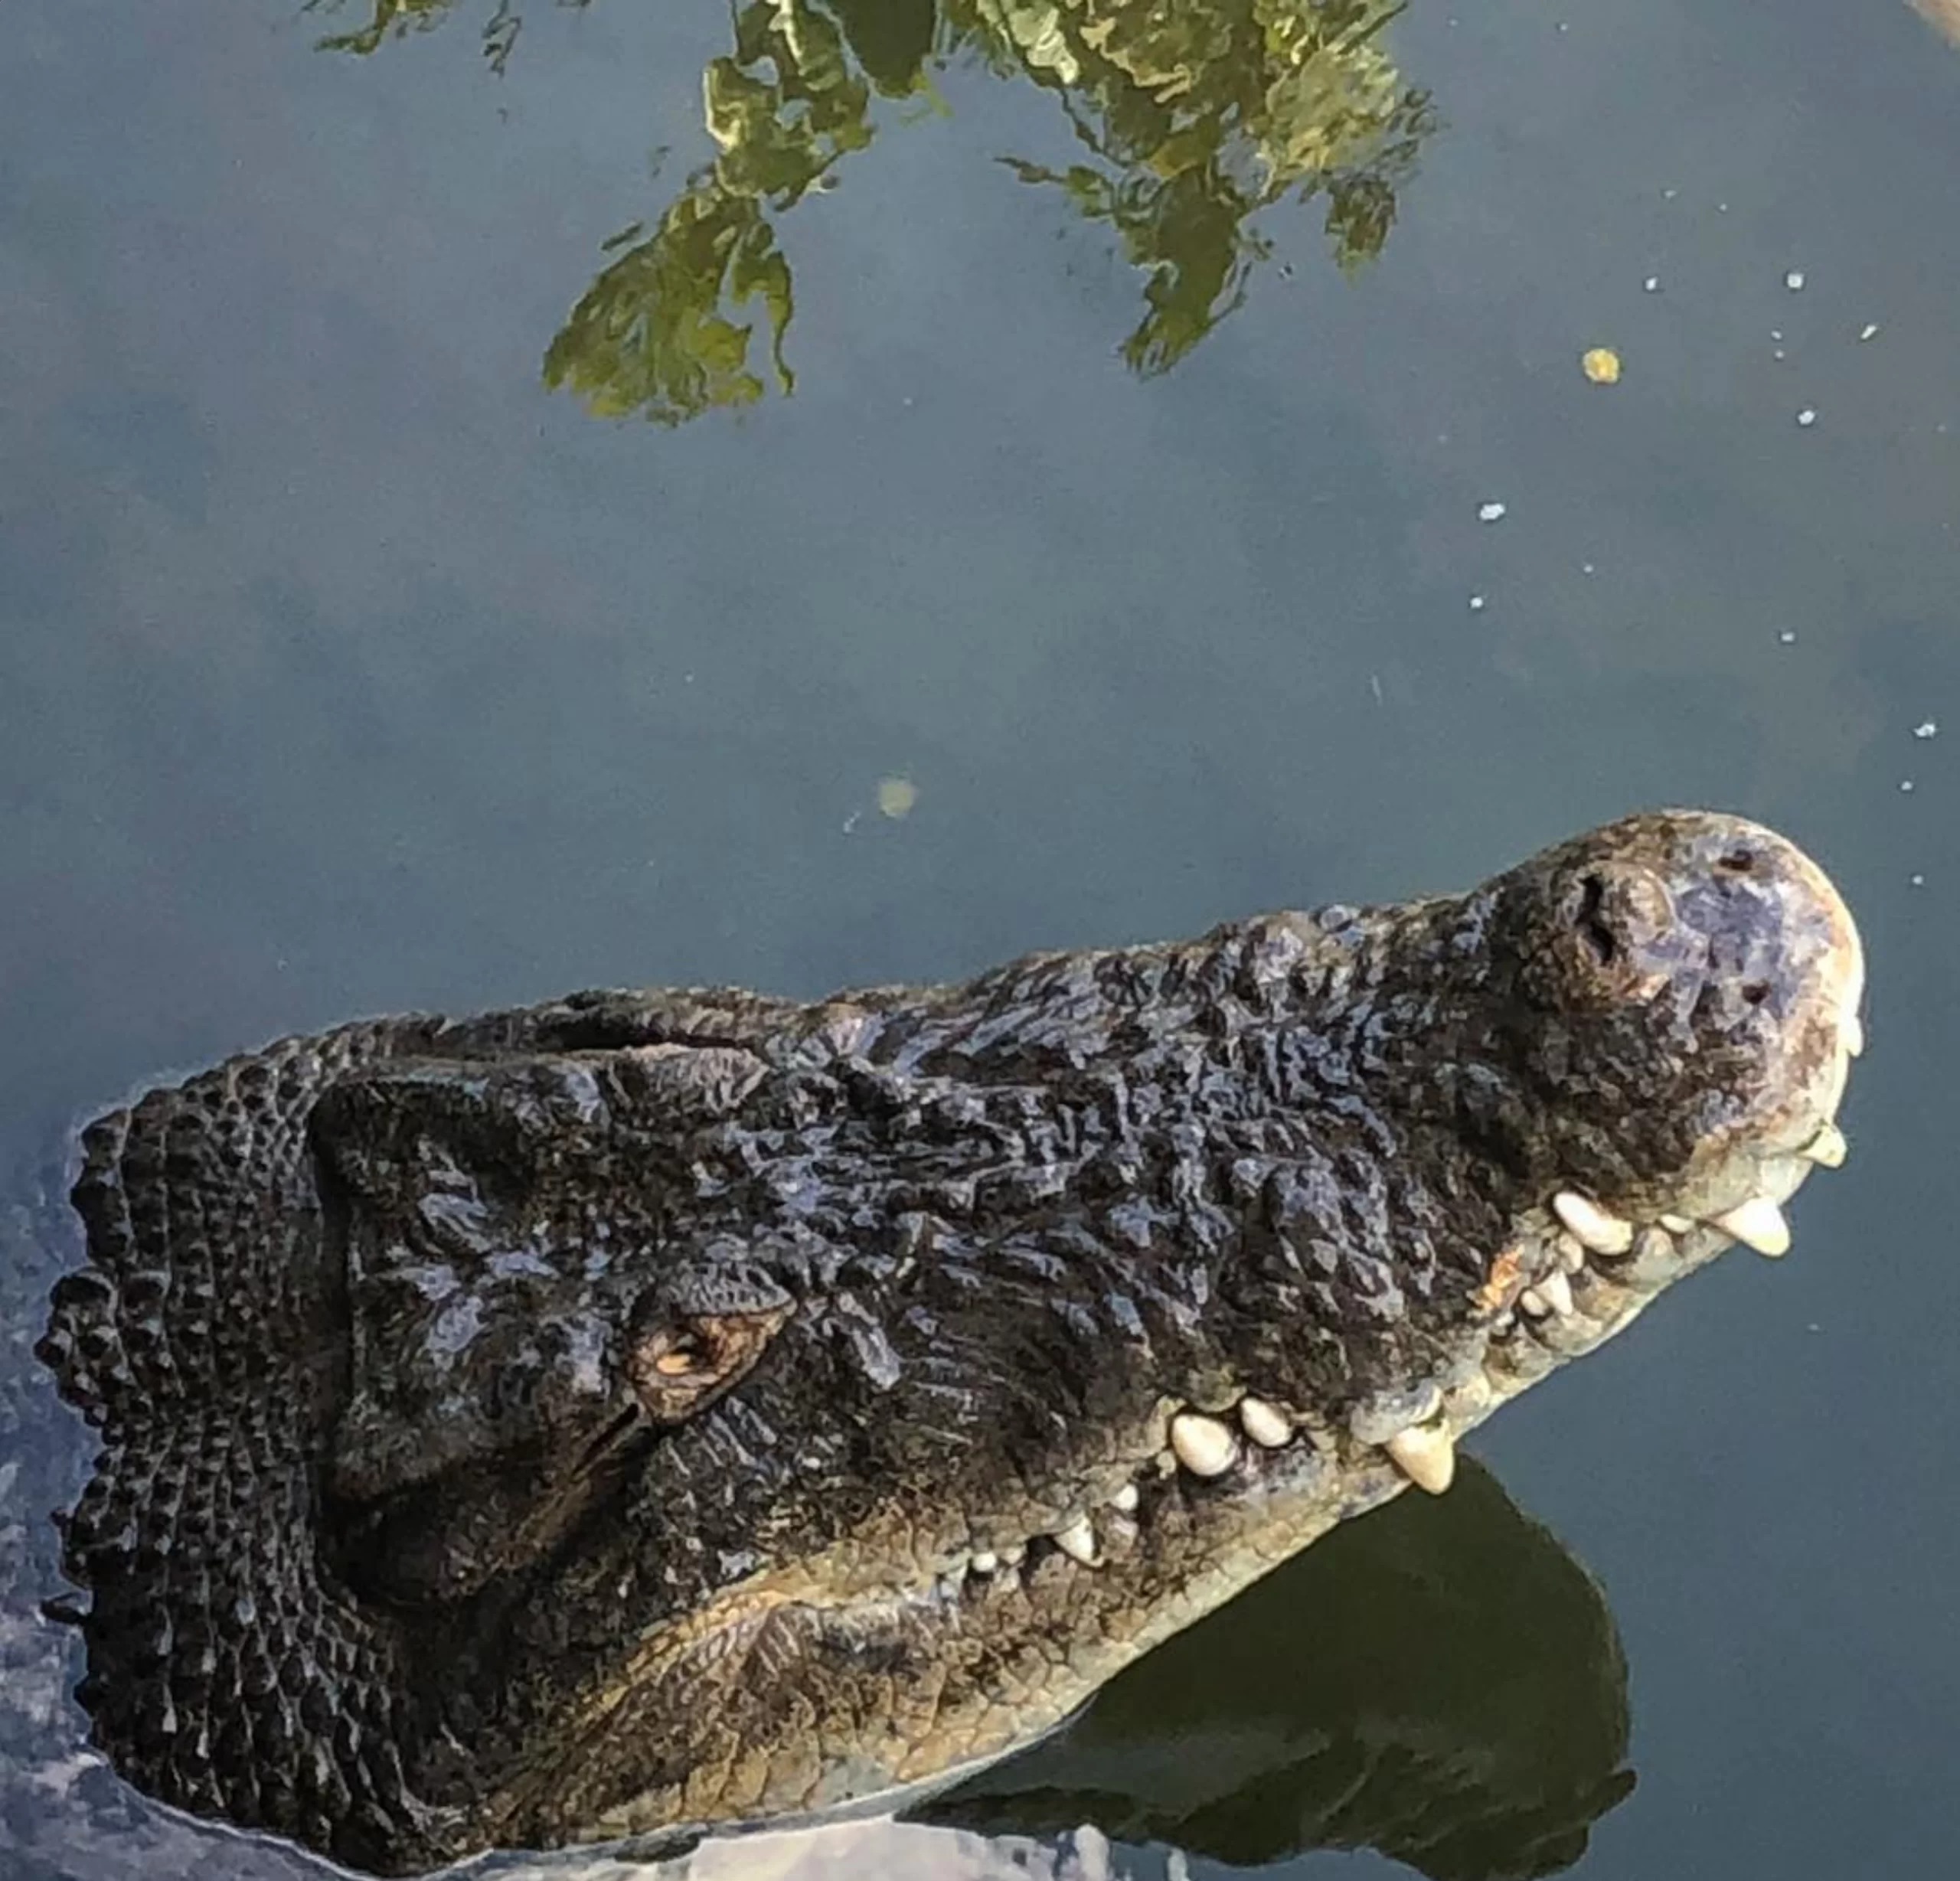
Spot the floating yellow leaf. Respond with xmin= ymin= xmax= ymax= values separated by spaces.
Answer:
xmin=876 ymin=776 xmax=919 ymax=819
xmin=1581 ymin=347 xmax=1622 ymax=384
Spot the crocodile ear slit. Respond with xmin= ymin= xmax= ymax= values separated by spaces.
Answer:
xmin=626 ymin=1301 xmax=792 ymax=1423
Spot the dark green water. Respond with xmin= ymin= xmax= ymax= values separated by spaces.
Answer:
xmin=3 ymin=2 xmax=1956 ymax=1876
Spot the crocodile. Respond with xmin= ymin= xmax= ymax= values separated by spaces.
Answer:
xmin=34 ymin=808 xmax=1864 ymax=1876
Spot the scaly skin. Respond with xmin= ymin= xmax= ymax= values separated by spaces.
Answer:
xmin=35 ymin=809 xmax=1864 ymax=1875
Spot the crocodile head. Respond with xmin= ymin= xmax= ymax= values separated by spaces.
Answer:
xmin=38 ymin=808 xmax=1862 ymax=1875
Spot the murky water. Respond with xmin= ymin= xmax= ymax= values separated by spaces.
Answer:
xmin=4 ymin=2 xmax=1957 ymax=1876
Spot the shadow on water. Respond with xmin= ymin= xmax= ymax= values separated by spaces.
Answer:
xmin=1 ymin=1133 xmax=1628 ymax=1881
xmin=923 ymin=1457 xmax=1634 ymax=1880
xmin=303 ymin=0 xmax=1435 ymax=423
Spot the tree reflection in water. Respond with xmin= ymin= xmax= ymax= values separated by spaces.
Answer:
xmin=305 ymin=0 xmax=1435 ymax=423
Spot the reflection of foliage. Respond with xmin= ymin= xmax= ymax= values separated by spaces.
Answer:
xmin=988 ymin=0 xmax=1429 ymax=375
xmin=311 ymin=0 xmax=1434 ymax=422
xmin=305 ymin=0 xmax=550 ymax=72
xmin=545 ymin=1 xmax=880 ymax=423
xmin=543 ymin=188 xmax=797 ymax=423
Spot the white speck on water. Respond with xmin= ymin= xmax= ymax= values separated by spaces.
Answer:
xmin=1478 ymin=501 xmax=1508 ymax=523
xmin=1644 ymin=276 xmax=1661 ymax=292
xmin=1913 ymin=720 xmax=1938 ymax=738
xmin=1581 ymin=562 xmax=1596 ymax=576
xmin=1663 ymin=187 xmax=1678 ymax=200
xmin=1469 ymin=593 xmax=1487 ymax=612
xmin=1911 ymin=874 xmax=1926 ymax=887
xmin=1771 ymin=329 xmax=1784 ymax=341
xmin=1785 ymin=269 xmax=1806 ymax=291
xmin=1778 ymin=629 xmax=1798 ymax=645
xmin=1900 ymin=779 xmax=1916 ymax=792
xmin=1772 ymin=348 xmax=1786 ymax=361
xmin=1859 ymin=322 xmax=1880 ymax=341
xmin=1796 ymin=407 xmax=1818 ymax=426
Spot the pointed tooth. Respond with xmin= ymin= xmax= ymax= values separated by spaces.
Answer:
xmin=1844 ymin=1014 xmax=1864 ymax=1057
xmin=969 ymin=1550 xmax=998 ymax=1576
xmin=1552 ymin=1190 xmax=1635 ymax=1256
xmin=1536 ymin=1269 xmax=1574 ymax=1316
xmin=1169 ymin=1411 xmax=1240 ymax=1478
xmin=1385 ymin=1424 xmax=1456 ymax=1494
xmin=1238 ymin=1396 xmax=1293 ymax=1448
xmin=1052 ymin=1515 xmax=1099 ymax=1565
xmin=1804 ymin=1122 xmax=1848 ymax=1168
xmin=1714 ymin=1196 xmax=1791 ymax=1257
xmin=1110 ymin=1482 xmax=1140 ymax=1514
xmin=1660 ymin=1213 xmax=1695 ymax=1236
xmin=1557 ymin=1232 xmax=1586 ymax=1275
xmin=1000 ymin=1541 xmax=1027 ymax=1567
xmin=1518 ymin=1286 xmax=1550 ymax=1318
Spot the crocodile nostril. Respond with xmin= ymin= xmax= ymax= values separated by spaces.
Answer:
xmin=1717 ymin=847 xmax=1757 ymax=874
xmin=1741 ymin=981 xmax=1771 ymax=1006
xmin=1576 ymin=874 xmax=1619 ymax=966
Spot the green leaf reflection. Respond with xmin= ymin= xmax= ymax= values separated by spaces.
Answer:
xmin=308 ymin=0 xmax=1435 ymax=423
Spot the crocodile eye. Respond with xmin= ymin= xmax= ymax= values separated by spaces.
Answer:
xmin=625 ymin=1293 xmax=792 ymax=1424
xmin=651 ymin=1335 xmax=707 ymax=1378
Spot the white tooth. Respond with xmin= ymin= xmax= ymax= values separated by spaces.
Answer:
xmin=969 ymin=1550 xmax=998 ymax=1576
xmin=1537 ymin=1269 xmax=1575 ymax=1316
xmin=1519 ymin=1286 xmax=1550 ymax=1318
xmin=1660 ymin=1213 xmax=1695 ymax=1236
xmin=1552 ymin=1190 xmax=1635 ymax=1256
xmin=1715 ymin=1196 xmax=1791 ymax=1257
xmin=1844 ymin=1014 xmax=1864 ymax=1057
xmin=1238 ymin=1396 xmax=1293 ymax=1447
xmin=1385 ymin=1424 xmax=1456 ymax=1494
xmin=1111 ymin=1482 xmax=1140 ymax=1514
xmin=1805 ymin=1122 xmax=1848 ymax=1168
xmin=1169 ymin=1411 xmax=1240 ymax=1478
xmin=1052 ymin=1516 xmax=1099 ymax=1565
xmin=1557 ymin=1232 xmax=1586 ymax=1275
xmin=1000 ymin=1541 xmax=1027 ymax=1567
